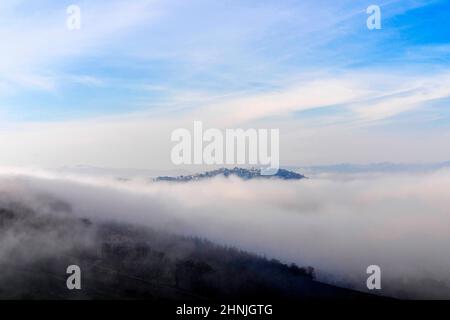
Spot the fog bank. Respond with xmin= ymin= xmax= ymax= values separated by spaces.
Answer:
xmin=0 ymin=167 xmax=449 ymax=299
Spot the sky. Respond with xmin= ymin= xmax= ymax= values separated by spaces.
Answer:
xmin=1 ymin=0 xmax=450 ymax=169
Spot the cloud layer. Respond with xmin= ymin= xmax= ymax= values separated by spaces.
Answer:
xmin=0 ymin=168 xmax=449 ymax=298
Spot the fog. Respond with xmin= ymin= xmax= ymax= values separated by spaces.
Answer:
xmin=0 ymin=167 xmax=449 ymax=299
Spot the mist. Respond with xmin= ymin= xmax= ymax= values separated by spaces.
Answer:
xmin=0 ymin=167 xmax=449 ymax=299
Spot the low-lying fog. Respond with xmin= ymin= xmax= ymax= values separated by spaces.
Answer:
xmin=0 ymin=167 xmax=449 ymax=299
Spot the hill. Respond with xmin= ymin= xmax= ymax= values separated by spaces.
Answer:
xmin=0 ymin=205 xmax=375 ymax=300
xmin=155 ymin=167 xmax=306 ymax=182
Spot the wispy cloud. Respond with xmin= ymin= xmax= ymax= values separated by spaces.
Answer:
xmin=1 ymin=0 xmax=449 ymax=167
xmin=0 ymin=0 xmax=160 ymax=90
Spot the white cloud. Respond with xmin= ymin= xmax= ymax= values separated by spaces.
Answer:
xmin=1 ymin=69 xmax=450 ymax=169
xmin=351 ymin=73 xmax=450 ymax=122
xmin=183 ymin=70 xmax=450 ymax=126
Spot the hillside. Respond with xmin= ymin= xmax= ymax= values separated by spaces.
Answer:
xmin=0 ymin=204 xmax=374 ymax=300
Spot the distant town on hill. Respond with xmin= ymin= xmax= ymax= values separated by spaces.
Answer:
xmin=155 ymin=167 xmax=306 ymax=182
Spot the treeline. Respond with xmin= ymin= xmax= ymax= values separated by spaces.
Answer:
xmin=0 ymin=205 xmax=370 ymax=300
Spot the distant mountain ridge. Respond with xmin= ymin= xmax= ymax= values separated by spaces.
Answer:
xmin=155 ymin=167 xmax=306 ymax=182
xmin=293 ymin=161 xmax=450 ymax=174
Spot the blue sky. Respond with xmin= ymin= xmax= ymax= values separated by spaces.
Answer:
xmin=0 ymin=0 xmax=450 ymax=168
xmin=1 ymin=0 xmax=449 ymax=120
